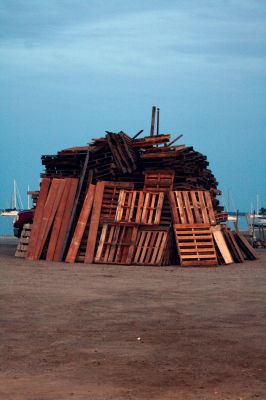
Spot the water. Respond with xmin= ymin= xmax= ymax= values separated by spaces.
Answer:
xmin=227 ymin=215 xmax=249 ymax=231
xmin=0 ymin=216 xmax=15 ymax=236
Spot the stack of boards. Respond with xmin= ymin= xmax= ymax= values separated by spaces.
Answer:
xmin=15 ymin=171 xmax=257 ymax=266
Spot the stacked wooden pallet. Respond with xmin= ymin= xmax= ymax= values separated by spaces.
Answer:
xmin=41 ymin=132 xmax=220 ymax=196
xmin=15 ymin=224 xmax=32 ymax=258
xmin=25 ymin=173 xmax=257 ymax=267
xmin=24 ymin=123 xmax=256 ymax=266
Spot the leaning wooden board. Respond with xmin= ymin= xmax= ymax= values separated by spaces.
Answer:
xmin=211 ymin=225 xmax=233 ymax=264
xmin=26 ymin=178 xmax=51 ymax=260
xmin=46 ymin=178 xmax=78 ymax=261
xmin=65 ymin=184 xmax=95 ymax=263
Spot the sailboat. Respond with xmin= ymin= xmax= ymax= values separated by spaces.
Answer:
xmin=0 ymin=180 xmax=24 ymax=217
xmin=246 ymin=195 xmax=266 ymax=227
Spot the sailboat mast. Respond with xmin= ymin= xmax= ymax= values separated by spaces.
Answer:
xmin=27 ymin=185 xmax=30 ymax=209
xmin=13 ymin=179 xmax=16 ymax=209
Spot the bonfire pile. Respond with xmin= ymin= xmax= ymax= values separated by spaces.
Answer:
xmin=15 ymin=109 xmax=257 ymax=266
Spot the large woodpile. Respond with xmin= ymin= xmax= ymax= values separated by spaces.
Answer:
xmin=16 ymin=110 xmax=257 ymax=266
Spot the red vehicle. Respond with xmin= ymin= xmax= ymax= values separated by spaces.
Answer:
xmin=13 ymin=209 xmax=35 ymax=237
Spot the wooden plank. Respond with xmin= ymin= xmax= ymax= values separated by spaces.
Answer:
xmin=128 ymin=191 xmax=137 ymax=222
xmin=65 ymin=184 xmax=95 ymax=263
xmin=182 ymin=192 xmax=194 ymax=224
xmin=107 ymin=225 xmax=121 ymax=262
xmin=155 ymin=232 xmax=168 ymax=265
xmin=26 ymin=178 xmax=51 ymax=260
xmin=211 ymin=226 xmax=233 ymax=264
xmin=190 ymin=191 xmax=201 ymax=222
xmin=46 ymin=179 xmax=71 ymax=261
xmin=182 ymin=260 xmax=217 ymax=266
xmin=198 ymin=191 xmax=209 ymax=224
xmin=168 ymin=191 xmax=179 ymax=223
xmin=35 ymin=179 xmax=66 ymax=260
xmin=176 ymin=192 xmax=186 ymax=224
xmin=141 ymin=192 xmax=150 ymax=224
xmin=134 ymin=230 xmax=146 ymax=262
xmin=52 ymin=178 xmax=78 ymax=261
xmin=136 ymin=191 xmax=144 ymax=223
xmin=150 ymin=232 xmax=164 ymax=264
xmin=94 ymin=224 xmax=108 ymax=262
xmin=154 ymin=192 xmax=164 ymax=224
xmin=125 ymin=226 xmax=138 ymax=264
xmin=115 ymin=190 xmax=125 ymax=222
xmin=204 ymin=192 xmax=216 ymax=224
xmin=233 ymin=231 xmax=258 ymax=260
xmin=105 ymin=225 xmax=116 ymax=263
xmin=226 ymin=229 xmax=244 ymax=262
xmin=148 ymin=194 xmax=156 ymax=224
xmin=125 ymin=191 xmax=133 ymax=221
xmin=85 ymin=181 xmax=105 ymax=263
xmin=139 ymin=231 xmax=152 ymax=264
xmin=60 ymin=146 xmax=91 ymax=260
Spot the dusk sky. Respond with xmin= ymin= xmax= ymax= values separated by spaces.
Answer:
xmin=0 ymin=0 xmax=265 ymax=229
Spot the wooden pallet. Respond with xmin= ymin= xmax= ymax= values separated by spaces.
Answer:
xmin=174 ymin=224 xmax=218 ymax=266
xmin=100 ymin=182 xmax=134 ymax=222
xmin=143 ymin=170 xmax=175 ymax=192
xmin=85 ymin=181 xmax=134 ymax=263
xmin=15 ymin=224 xmax=32 ymax=258
xmin=133 ymin=227 xmax=169 ymax=266
xmin=94 ymin=223 xmax=138 ymax=264
xmin=169 ymin=191 xmax=216 ymax=225
xmin=115 ymin=190 xmax=164 ymax=224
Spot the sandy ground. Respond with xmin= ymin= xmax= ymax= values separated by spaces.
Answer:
xmin=0 ymin=238 xmax=265 ymax=400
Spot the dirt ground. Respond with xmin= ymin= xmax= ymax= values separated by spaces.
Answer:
xmin=0 ymin=238 xmax=265 ymax=400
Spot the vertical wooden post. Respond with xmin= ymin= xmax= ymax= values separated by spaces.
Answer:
xmin=150 ymin=106 xmax=156 ymax=136
xmin=156 ymin=108 xmax=160 ymax=135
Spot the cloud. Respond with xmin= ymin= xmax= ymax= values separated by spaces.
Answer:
xmin=0 ymin=0 xmax=265 ymax=80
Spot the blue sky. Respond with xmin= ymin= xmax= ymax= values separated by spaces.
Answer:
xmin=0 ymin=0 xmax=265 ymax=223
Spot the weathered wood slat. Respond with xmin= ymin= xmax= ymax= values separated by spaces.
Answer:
xmin=26 ymin=178 xmax=51 ymax=260
xmin=35 ymin=179 xmax=66 ymax=260
xmin=85 ymin=181 xmax=105 ymax=263
xmin=65 ymin=184 xmax=95 ymax=263
xmin=211 ymin=225 xmax=233 ymax=264
xmin=233 ymin=231 xmax=257 ymax=260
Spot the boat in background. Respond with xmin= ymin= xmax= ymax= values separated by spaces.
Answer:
xmin=0 ymin=180 xmax=24 ymax=217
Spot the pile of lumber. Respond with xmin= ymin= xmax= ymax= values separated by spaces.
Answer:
xmin=41 ymin=131 xmax=219 ymax=196
xmin=20 ymin=111 xmax=257 ymax=266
